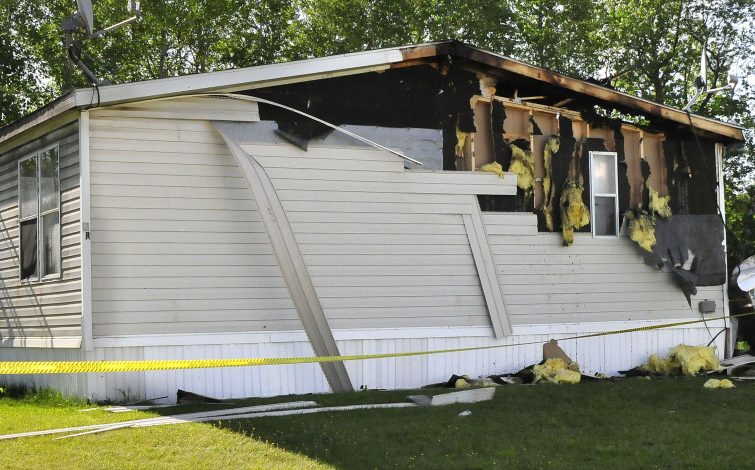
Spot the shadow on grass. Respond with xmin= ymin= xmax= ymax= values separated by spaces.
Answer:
xmin=203 ymin=378 xmax=755 ymax=469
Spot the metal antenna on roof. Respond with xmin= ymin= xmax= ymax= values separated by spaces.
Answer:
xmin=61 ymin=0 xmax=143 ymax=87
xmin=683 ymin=39 xmax=738 ymax=112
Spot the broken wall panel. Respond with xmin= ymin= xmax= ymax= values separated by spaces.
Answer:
xmin=471 ymin=100 xmax=494 ymax=168
xmin=682 ymin=139 xmax=719 ymax=215
xmin=550 ymin=115 xmax=575 ymax=231
xmin=623 ymin=129 xmax=643 ymax=208
xmin=643 ymin=133 xmax=666 ymax=196
xmin=531 ymin=111 xmax=558 ymax=210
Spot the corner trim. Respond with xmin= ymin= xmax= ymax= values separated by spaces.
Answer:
xmin=79 ymin=111 xmax=93 ymax=351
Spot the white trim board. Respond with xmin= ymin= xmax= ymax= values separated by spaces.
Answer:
xmin=92 ymin=319 xmax=724 ymax=348
xmin=73 ymin=49 xmax=403 ymax=107
xmin=463 ymin=204 xmax=512 ymax=337
xmin=79 ymin=111 xmax=93 ymax=351
xmin=0 ymin=337 xmax=82 ymax=348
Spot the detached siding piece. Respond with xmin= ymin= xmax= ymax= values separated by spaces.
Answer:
xmin=483 ymin=212 xmax=726 ymax=325
xmin=88 ymin=112 xmax=301 ymax=337
xmin=236 ymin=130 xmax=517 ymax=332
xmin=0 ymin=122 xmax=82 ymax=347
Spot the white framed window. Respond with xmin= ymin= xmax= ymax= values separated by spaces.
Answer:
xmin=18 ymin=145 xmax=61 ymax=281
xmin=589 ymin=151 xmax=619 ymax=237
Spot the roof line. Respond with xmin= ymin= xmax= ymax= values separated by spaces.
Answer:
xmin=0 ymin=40 xmax=744 ymax=147
xmin=447 ymin=43 xmax=743 ymax=140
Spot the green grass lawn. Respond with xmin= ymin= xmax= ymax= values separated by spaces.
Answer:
xmin=2 ymin=377 xmax=755 ymax=469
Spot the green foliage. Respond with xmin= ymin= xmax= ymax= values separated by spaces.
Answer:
xmin=0 ymin=0 xmax=752 ymax=261
xmin=726 ymin=183 xmax=755 ymax=266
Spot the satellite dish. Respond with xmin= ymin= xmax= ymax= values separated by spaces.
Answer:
xmin=76 ymin=0 xmax=94 ymax=35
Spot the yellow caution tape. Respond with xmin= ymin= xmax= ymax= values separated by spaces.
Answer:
xmin=1 ymin=312 xmax=752 ymax=375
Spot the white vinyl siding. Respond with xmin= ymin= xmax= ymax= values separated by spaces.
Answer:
xmin=88 ymin=111 xmax=299 ymax=337
xmin=238 ymin=136 xmax=517 ymax=331
xmin=0 ymin=122 xmax=82 ymax=346
xmin=483 ymin=212 xmax=725 ymax=325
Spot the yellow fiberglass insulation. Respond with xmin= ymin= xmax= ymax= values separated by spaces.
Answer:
xmin=640 ymin=354 xmax=680 ymax=375
xmin=640 ymin=344 xmax=721 ymax=376
xmin=542 ymin=136 xmax=560 ymax=231
xmin=480 ymin=162 xmax=506 ymax=178
xmin=508 ymin=144 xmax=536 ymax=200
xmin=533 ymin=358 xmax=581 ymax=384
xmin=649 ymin=189 xmax=672 ymax=218
xmin=703 ymin=378 xmax=735 ymax=389
xmin=559 ymin=181 xmax=590 ymax=246
xmin=671 ymin=344 xmax=721 ymax=375
xmin=455 ymin=128 xmax=468 ymax=158
xmin=625 ymin=209 xmax=656 ymax=252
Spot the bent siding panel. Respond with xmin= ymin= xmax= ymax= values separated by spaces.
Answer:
xmin=88 ymin=114 xmax=300 ymax=337
xmin=483 ymin=213 xmax=725 ymax=325
xmin=238 ymin=138 xmax=518 ymax=331
xmin=0 ymin=122 xmax=82 ymax=346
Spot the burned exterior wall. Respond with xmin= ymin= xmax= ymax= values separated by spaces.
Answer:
xmin=244 ymin=60 xmax=728 ymax=295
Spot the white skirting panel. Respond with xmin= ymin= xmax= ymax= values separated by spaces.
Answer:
xmin=0 ymin=347 xmax=93 ymax=397
xmin=1 ymin=324 xmax=726 ymax=402
xmin=338 ymin=326 xmax=725 ymax=391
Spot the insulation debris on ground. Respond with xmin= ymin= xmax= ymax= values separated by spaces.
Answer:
xmin=622 ymin=344 xmax=721 ymax=376
xmin=560 ymin=181 xmax=590 ymax=246
xmin=533 ymin=358 xmax=582 ymax=384
xmin=703 ymin=378 xmax=735 ymax=389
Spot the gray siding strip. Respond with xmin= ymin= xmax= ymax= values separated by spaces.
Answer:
xmin=215 ymin=123 xmax=353 ymax=393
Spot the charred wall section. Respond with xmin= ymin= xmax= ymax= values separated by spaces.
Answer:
xmin=245 ymin=61 xmax=727 ymax=292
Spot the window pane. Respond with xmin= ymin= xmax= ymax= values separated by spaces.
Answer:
xmin=592 ymin=153 xmax=616 ymax=194
xmin=20 ymin=219 xmax=38 ymax=279
xmin=19 ymin=158 xmax=38 ymax=218
xmin=41 ymin=211 xmax=61 ymax=276
xmin=594 ymin=196 xmax=617 ymax=236
xmin=40 ymin=148 xmax=59 ymax=213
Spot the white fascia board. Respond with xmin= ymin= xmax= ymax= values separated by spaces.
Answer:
xmin=74 ymin=49 xmax=404 ymax=107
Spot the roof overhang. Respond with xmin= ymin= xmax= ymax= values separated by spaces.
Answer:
xmin=0 ymin=41 xmax=744 ymax=150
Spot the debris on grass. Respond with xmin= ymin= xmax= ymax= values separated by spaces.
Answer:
xmin=703 ymin=379 xmax=735 ymax=389
xmin=176 ymin=389 xmax=223 ymax=404
xmin=408 ymin=388 xmax=496 ymax=407
xmin=533 ymin=358 xmax=582 ymax=384
xmin=622 ymin=344 xmax=721 ymax=377
xmin=0 ymin=401 xmax=318 ymax=440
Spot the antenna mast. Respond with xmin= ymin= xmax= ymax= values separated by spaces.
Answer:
xmin=61 ymin=0 xmax=143 ymax=87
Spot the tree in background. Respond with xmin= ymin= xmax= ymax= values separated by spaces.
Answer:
xmin=1 ymin=0 xmax=753 ymax=261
